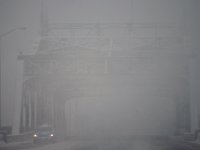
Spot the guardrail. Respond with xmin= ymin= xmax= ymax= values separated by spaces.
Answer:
xmin=7 ymin=132 xmax=33 ymax=143
xmin=183 ymin=129 xmax=200 ymax=141
xmin=0 ymin=132 xmax=33 ymax=143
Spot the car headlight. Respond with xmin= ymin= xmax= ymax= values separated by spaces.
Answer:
xmin=50 ymin=134 xmax=54 ymax=137
xmin=33 ymin=134 xmax=38 ymax=137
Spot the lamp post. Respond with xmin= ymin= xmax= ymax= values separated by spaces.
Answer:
xmin=0 ymin=27 xmax=26 ymax=128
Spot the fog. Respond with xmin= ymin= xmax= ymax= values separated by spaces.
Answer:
xmin=0 ymin=0 xmax=200 ymax=141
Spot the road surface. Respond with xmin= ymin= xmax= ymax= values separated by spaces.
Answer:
xmin=1 ymin=138 xmax=200 ymax=150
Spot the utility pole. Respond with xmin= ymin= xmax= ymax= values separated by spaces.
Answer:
xmin=0 ymin=27 xmax=26 ymax=128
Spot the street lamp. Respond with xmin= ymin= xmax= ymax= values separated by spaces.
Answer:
xmin=0 ymin=27 xmax=26 ymax=128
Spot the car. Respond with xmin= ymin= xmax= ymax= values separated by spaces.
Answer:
xmin=33 ymin=125 xmax=56 ymax=143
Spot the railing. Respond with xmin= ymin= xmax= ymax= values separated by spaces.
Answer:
xmin=183 ymin=129 xmax=200 ymax=141
xmin=0 ymin=131 xmax=32 ymax=143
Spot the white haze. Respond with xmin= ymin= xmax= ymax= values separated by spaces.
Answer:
xmin=0 ymin=0 xmax=199 ymax=141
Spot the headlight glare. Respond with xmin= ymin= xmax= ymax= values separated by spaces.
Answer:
xmin=33 ymin=134 xmax=38 ymax=137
